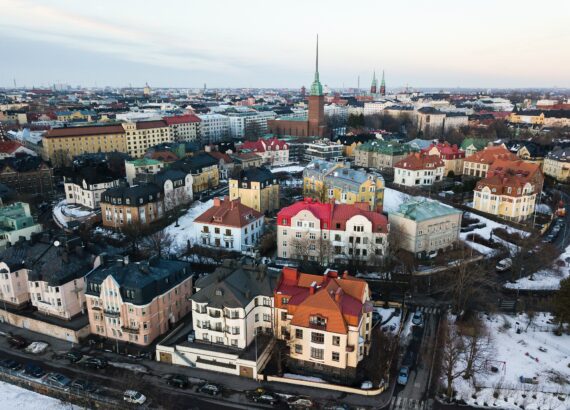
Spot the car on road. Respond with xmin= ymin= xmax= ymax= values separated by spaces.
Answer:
xmin=82 ymin=356 xmax=108 ymax=369
xmin=287 ymin=396 xmax=314 ymax=409
xmin=23 ymin=363 xmax=44 ymax=378
xmin=7 ymin=335 xmax=28 ymax=349
xmin=46 ymin=372 xmax=71 ymax=389
xmin=70 ymin=379 xmax=96 ymax=392
xmin=495 ymin=257 xmax=512 ymax=272
xmin=360 ymin=380 xmax=373 ymax=390
xmin=397 ymin=366 xmax=410 ymax=385
xmin=65 ymin=351 xmax=83 ymax=363
xmin=123 ymin=390 xmax=147 ymax=404
xmin=0 ymin=359 xmax=22 ymax=370
xmin=246 ymin=388 xmax=279 ymax=404
xmin=412 ymin=311 xmax=424 ymax=327
xmin=167 ymin=374 xmax=189 ymax=389
xmin=198 ymin=383 xmax=221 ymax=396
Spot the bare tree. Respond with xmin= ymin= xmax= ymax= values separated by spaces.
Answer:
xmin=458 ymin=316 xmax=493 ymax=380
xmin=439 ymin=318 xmax=465 ymax=400
xmin=290 ymin=237 xmax=311 ymax=261
xmin=142 ymin=230 xmax=173 ymax=258
xmin=122 ymin=221 xmax=145 ymax=253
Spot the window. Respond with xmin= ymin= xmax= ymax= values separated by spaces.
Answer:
xmin=295 ymin=344 xmax=303 ymax=354
xmin=281 ymin=311 xmax=287 ymax=320
xmin=295 ymin=329 xmax=303 ymax=339
xmin=263 ymin=313 xmax=271 ymax=322
xmin=310 ymin=347 xmax=324 ymax=360
xmin=333 ymin=336 xmax=340 ymax=346
xmin=282 ymin=297 xmax=289 ymax=305
xmin=255 ymin=314 xmax=259 ymax=322
xmin=311 ymin=332 xmax=324 ymax=344
xmin=332 ymin=352 xmax=340 ymax=362
xmin=309 ymin=315 xmax=327 ymax=327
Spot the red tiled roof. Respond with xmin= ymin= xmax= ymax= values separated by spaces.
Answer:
xmin=194 ymin=197 xmax=263 ymax=228
xmin=207 ymin=151 xmax=233 ymax=164
xmin=394 ymin=152 xmax=445 ymax=170
xmin=0 ymin=141 xmax=24 ymax=154
xmin=45 ymin=125 xmax=125 ymax=138
xmin=423 ymin=142 xmax=465 ymax=159
xmin=239 ymin=137 xmax=288 ymax=153
xmin=475 ymin=174 xmax=534 ymax=197
xmin=135 ymin=120 xmax=168 ymax=130
xmin=464 ymin=146 xmax=517 ymax=165
xmin=147 ymin=151 xmax=178 ymax=162
xmin=163 ymin=114 xmax=201 ymax=125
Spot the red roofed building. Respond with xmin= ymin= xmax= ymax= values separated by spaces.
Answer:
xmin=274 ymin=267 xmax=373 ymax=379
xmin=393 ymin=152 xmax=445 ymax=187
xmin=277 ymin=198 xmax=389 ymax=264
xmin=193 ymin=196 xmax=264 ymax=253
xmin=237 ymin=137 xmax=289 ymax=166
xmin=423 ymin=142 xmax=466 ymax=176
xmin=462 ymin=145 xmax=518 ymax=177
xmin=163 ymin=114 xmax=201 ymax=143
xmin=0 ymin=141 xmax=36 ymax=159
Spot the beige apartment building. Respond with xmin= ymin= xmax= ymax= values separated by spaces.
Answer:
xmin=123 ymin=120 xmax=172 ymax=158
xmin=543 ymin=148 xmax=570 ymax=182
xmin=229 ymin=167 xmax=280 ymax=214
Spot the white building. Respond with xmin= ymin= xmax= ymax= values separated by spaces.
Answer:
xmin=197 ymin=113 xmax=230 ymax=145
xmin=63 ymin=167 xmax=122 ymax=210
xmin=228 ymin=111 xmax=276 ymax=139
xmin=394 ymin=153 xmax=445 ymax=187
xmin=163 ymin=114 xmax=202 ymax=143
xmin=125 ymin=158 xmax=165 ymax=186
xmin=304 ymin=139 xmax=343 ymax=162
xmin=193 ymin=197 xmax=264 ymax=254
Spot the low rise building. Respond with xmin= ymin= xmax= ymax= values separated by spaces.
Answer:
xmin=333 ymin=134 xmax=375 ymax=159
xmin=101 ymin=184 xmax=164 ymax=229
xmin=303 ymin=160 xmax=384 ymax=212
xmin=237 ymin=138 xmax=289 ymax=166
xmin=543 ymin=148 xmax=570 ymax=182
xmin=0 ymin=155 xmax=53 ymax=195
xmin=460 ymin=138 xmax=488 ymax=156
xmin=63 ymin=166 xmax=122 ymax=210
xmin=229 ymin=167 xmax=279 ymax=214
xmin=423 ymin=142 xmax=465 ymax=176
xmin=85 ymin=257 xmax=192 ymax=346
xmin=125 ymin=158 xmax=165 ymax=186
xmin=274 ymin=267 xmax=373 ymax=381
xmin=388 ymin=198 xmax=462 ymax=258
xmin=277 ymin=199 xmax=389 ymax=264
xmin=505 ymin=140 xmax=545 ymax=166
xmin=303 ymin=139 xmax=343 ymax=162
xmin=0 ymin=140 xmax=36 ymax=159
xmin=171 ymin=153 xmax=219 ymax=196
xmin=0 ymin=202 xmax=42 ymax=249
xmin=354 ymin=140 xmax=414 ymax=170
xmin=462 ymin=145 xmax=518 ymax=178
xmin=193 ymin=197 xmax=264 ymax=254
xmin=393 ymin=153 xmax=445 ymax=187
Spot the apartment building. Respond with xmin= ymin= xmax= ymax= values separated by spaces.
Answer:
xmin=274 ymin=267 xmax=373 ymax=380
xmin=422 ymin=142 xmax=465 ymax=176
xmin=197 ymin=113 xmax=230 ymax=145
xmin=193 ymin=197 xmax=264 ymax=254
xmin=63 ymin=166 xmax=122 ymax=210
xmin=0 ymin=155 xmax=54 ymax=195
xmin=460 ymin=138 xmax=488 ymax=156
xmin=227 ymin=111 xmax=276 ymax=139
xmin=0 ymin=202 xmax=42 ymax=249
xmin=85 ymin=257 xmax=192 ymax=346
xmin=123 ymin=120 xmax=172 ymax=158
xmin=143 ymin=170 xmax=193 ymax=211
xmin=416 ymin=107 xmax=446 ymax=137
xmin=354 ymin=140 xmax=414 ymax=170
xmin=303 ymin=160 xmax=385 ymax=212
xmin=0 ymin=242 xmax=36 ymax=308
xmin=101 ymin=184 xmax=164 ymax=229
xmin=125 ymin=158 xmax=165 ymax=186
xmin=393 ymin=153 xmax=445 ymax=187
xmin=237 ymin=137 xmax=289 ymax=166
xmin=229 ymin=167 xmax=280 ymax=214
xmin=171 ymin=153 xmax=219 ymax=196
xmin=303 ymin=139 xmax=343 ymax=162
xmin=388 ymin=197 xmax=462 ymax=258
xmin=543 ymin=148 xmax=570 ymax=182
xmin=163 ymin=114 xmax=201 ymax=143
xmin=462 ymin=145 xmax=518 ymax=177
xmin=277 ymin=199 xmax=389 ymax=264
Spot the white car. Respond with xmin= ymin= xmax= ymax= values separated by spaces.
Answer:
xmin=123 ymin=390 xmax=146 ymax=404
xmin=412 ymin=311 xmax=424 ymax=327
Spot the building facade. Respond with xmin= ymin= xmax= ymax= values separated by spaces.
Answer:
xmin=197 ymin=114 xmax=230 ymax=145
xmin=125 ymin=158 xmax=165 ymax=186
xmin=123 ymin=120 xmax=172 ymax=158
xmin=171 ymin=153 xmax=220 ymax=196
xmin=229 ymin=167 xmax=280 ymax=214
xmin=393 ymin=153 xmax=445 ymax=187
xmin=0 ymin=202 xmax=42 ymax=249
xmin=101 ymin=184 xmax=164 ymax=229
xmin=544 ymin=148 xmax=570 ymax=182
xmin=163 ymin=114 xmax=202 ymax=143
xmin=462 ymin=145 xmax=518 ymax=178
xmin=354 ymin=140 xmax=414 ymax=170
xmin=64 ymin=166 xmax=122 ymax=210
xmin=303 ymin=139 xmax=343 ymax=162
xmin=237 ymin=138 xmax=289 ymax=166
xmin=423 ymin=143 xmax=465 ymax=176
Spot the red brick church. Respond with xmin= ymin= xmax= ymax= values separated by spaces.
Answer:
xmin=268 ymin=37 xmax=327 ymax=138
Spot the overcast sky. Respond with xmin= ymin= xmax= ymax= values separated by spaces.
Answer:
xmin=1 ymin=0 xmax=569 ymax=89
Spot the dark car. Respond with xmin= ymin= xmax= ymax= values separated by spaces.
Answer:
xmin=82 ymin=357 xmax=108 ymax=369
xmin=24 ymin=363 xmax=44 ymax=378
xmin=198 ymin=383 xmax=221 ymax=396
xmin=65 ymin=351 xmax=83 ymax=363
xmin=46 ymin=372 xmax=71 ymax=389
xmin=167 ymin=374 xmax=189 ymax=389
xmin=0 ymin=359 xmax=22 ymax=370
xmin=70 ymin=379 xmax=96 ymax=393
xmin=246 ymin=388 xmax=279 ymax=404
xmin=7 ymin=335 xmax=28 ymax=349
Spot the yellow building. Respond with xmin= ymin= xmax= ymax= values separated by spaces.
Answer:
xmin=171 ymin=153 xmax=219 ymax=196
xmin=229 ymin=167 xmax=280 ymax=214
xmin=544 ymin=148 xmax=570 ymax=182
xmin=122 ymin=120 xmax=172 ymax=158
xmin=507 ymin=111 xmax=545 ymax=125
xmin=303 ymin=160 xmax=384 ymax=211
xmin=55 ymin=110 xmax=97 ymax=122
xmin=43 ymin=124 xmax=127 ymax=166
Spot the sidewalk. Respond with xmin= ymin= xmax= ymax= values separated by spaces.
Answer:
xmin=0 ymin=321 xmax=393 ymax=408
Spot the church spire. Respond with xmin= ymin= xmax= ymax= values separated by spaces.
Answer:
xmin=310 ymin=34 xmax=323 ymax=96
xmin=380 ymin=70 xmax=386 ymax=96
xmin=370 ymin=70 xmax=377 ymax=94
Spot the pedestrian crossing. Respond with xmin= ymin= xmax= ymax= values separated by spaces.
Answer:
xmin=412 ymin=306 xmax=440 ymax=315
xmin=389 ymin=396 xmax=433 ymax=410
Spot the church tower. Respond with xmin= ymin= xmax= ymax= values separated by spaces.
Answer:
xmin=308 ymin=35 xmax=325 ymax=136
xmin=380 ymin=70 xmax=386 ymax=96
xmin=370 ymin=70 xmax=377 ymax=94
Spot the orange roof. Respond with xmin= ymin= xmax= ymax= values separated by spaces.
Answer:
xmin=464 ymin=145 xmax=517 ymax=165
xmin=394 ymin=152 xmax=444 ymax=170
xmin=194 ymin=196 xmax=263 ymax=228
xmin=475 ymin=174 xmax=534 ymax=197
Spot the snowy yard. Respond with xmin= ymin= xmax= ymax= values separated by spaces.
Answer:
xmin=505 ymin=245 xmax=570 ymax=291
xmin=283 ymin=373 xmax=326 ymax=383
xmin=163 ymin=199 xmax=213 ymax=254
xmin=0 ymin=381 xmax=78 ymax=409
xmin=449 ymin=312 xmax=570 ymax=409
xmin=52 ymin=200 xmax=97 ymax=228
xmin=376 ymin=307 xmax=402 ymax=334
xmin=270 ymin=165 xmax=305 ymax=174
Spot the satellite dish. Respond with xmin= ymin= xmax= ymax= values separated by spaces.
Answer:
xmin=53 ymin=240 xmax=61 ymax=247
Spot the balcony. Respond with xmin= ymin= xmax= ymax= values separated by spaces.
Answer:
xmin=103 ymin=310 xmax=120 ymax=318
xmin=208 ymin=311 xmax=221 ymax=318
xmin=121 ymin=326 xmax=140 ymax=334
xmin=200 ymin=231 xmax=210 ymax=238
xmin=223 ymin=234 xmax=233 ymax=240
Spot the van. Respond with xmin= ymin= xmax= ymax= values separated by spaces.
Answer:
xmin=495 ymin=258 xmax=512 ymax=272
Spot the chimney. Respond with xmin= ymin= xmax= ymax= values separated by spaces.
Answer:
xmin=342 ymin=270 xmax=349 ymax=279
xmin=309 ymin=281 xmax=317 ymax=295
xmin=213 ymin=197 xmax=221 ymax=207
xmin=335 ymin=288 xmax=343 ymax=303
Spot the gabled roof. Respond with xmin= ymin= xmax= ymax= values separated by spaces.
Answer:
xmin=194 ymin=197 xmax=263 ymax=228
xmin=135 ymin=120 xmax=168 ymax=130
xmin=46 ymin=125 xmax=125 ymax=138
xmin=163 ymin=114 xmax=201 ymax=125
xmin=463 ymin=145 xmax=517 ymax=164
xmin=238 ymin=137 xmax=288 ymax=153
xmin=0 ymin=141 xmax=24 ymax=154
xmin=394 ymin=152 xmax=444 ymax=170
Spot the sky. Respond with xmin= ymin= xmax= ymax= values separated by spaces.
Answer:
xmin=0 ymin=0 xmax=569 ymax=89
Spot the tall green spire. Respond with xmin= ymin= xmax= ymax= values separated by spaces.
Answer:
xmin=310 ymin=34 xmax=323 ymax=96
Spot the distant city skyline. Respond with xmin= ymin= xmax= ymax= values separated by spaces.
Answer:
xmin=0 ymin=0 xmax=569 ymax=89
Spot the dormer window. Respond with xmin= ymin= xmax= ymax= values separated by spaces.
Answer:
xmin=309 ymin=315 xmax=327 ymax=328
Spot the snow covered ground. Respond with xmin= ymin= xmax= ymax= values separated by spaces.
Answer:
xmin=283 ymin=373 xmax=326 ymax=383
xmin=383 ymin=187 xmax=412 ymax=213
xmin=270 ymin=165 xmax=305 ymax=174
xmin=52 ymin=200 xmax=96 ymax=228
xmin=0 ymin=381 xmax=79 ymax=409
xmin=450 ymin=312 xmax=570 ymax=409
xmin=505 ymin=245 xmax=570 ymax=291
xmin=376 ymin=307 xmax=402 ymax=334
xmin=163 ymin=199 xmax=213 ymax=254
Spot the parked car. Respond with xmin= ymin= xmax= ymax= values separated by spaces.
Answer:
xmin=0 ymin=359 xmax=22 ymax=370
xmin=82 ymin=356 xmax=108 ymax=369
xmin=46 ymin=372 xmax=71 ymax=389
xmin=287 ymin=396 xmax=314 ymax=409
xmin=7 ymin=335 xmax=28 ymax=349
xmin=198 ymin=383 xmax=221 ymax=396
xmin=412 ymin=311 xmax=424 ymax=327
xmin=167 ymin=374 xmax=189 ymax=389
xmin=495 ymin=258 xmax=512 ymax=272
xmin=360 ymin=380 xmax=373 ymax=390
xmin=65 ymin=351 xmax=83 ymax=363
xmin=70 ymin=379 xmax=96 ymax=392
xmin=187 ymin=331 xmax=195 ymax=343
xmin=246 ymin=388 xmax=279 ymax=404
xmin=23 ymin=363 xmax=44 ymax=378
xmin=123 ymin=390 xmax=147 ymax=404
xmin=397 ymin=366 xmax=410 ymax=385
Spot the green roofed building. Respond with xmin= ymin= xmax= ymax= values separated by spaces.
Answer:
xmin=354 ymin=140 xmax=417 ymax=169
xmin=125 ymin=158 xmax=164 ymax=185
xmin=388 ymin=197 xmax=462 ymax=258
xmin=460 ymin=138 xmax=488 ymax=156
xmin=0 ymin=202 xmax=42 ymax=249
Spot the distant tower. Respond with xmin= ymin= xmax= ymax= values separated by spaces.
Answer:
xmin=370 ymin=70 xmax=377 ymax=94
xmin=380 ymin=70 xmax=386 ymax=96
xmin=308 ymin=34 xmax=325 ymax=136
xmin=300 ymin=85 xmax=306 ymax=98
xmin=143 ymin=82 xmax=151 ymax=96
